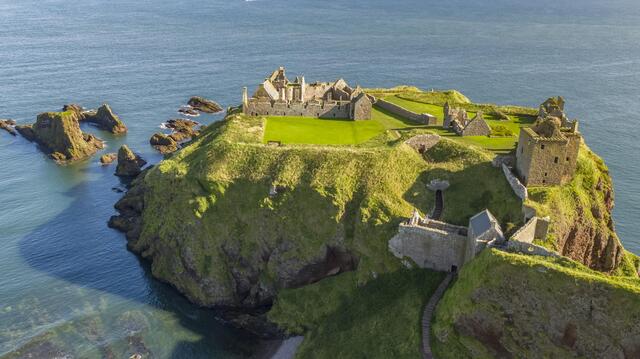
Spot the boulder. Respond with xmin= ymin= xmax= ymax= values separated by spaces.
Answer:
xmin=178 ymin=107 xmax=200 ymax=117
xmin=0 ymin=119 xmax=17 ymax=136
xmin=165 ymin=119 xmax=201 ymax=142
xmin=187 ymin=96 xmax=223 ymax=113
xmin=115 ymin=145 xmax=146 ymax=177
xmin=149 ymin=133 xmax=178 ymax=154
xmin=17 ymin=110 xmax=104 ymax=163
xmin=100 ymin=153 xmax=117 ymax=165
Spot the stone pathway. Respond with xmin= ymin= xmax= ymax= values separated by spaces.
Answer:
xmin=431 ymin=190 xmax=444 ymax=220
xmin=421 ymin=273 xmax=454 ymax=359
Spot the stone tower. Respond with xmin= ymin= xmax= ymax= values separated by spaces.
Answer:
xmin=516 ymin=115 xmax=581 ymax=186
xmin=242 ymin=87 xmax=248 ymax=111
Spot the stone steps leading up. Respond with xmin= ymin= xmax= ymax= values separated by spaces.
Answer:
xmin=421 ymin=273 xmax=454 ymax=359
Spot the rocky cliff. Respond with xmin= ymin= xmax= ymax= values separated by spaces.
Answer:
xmin=16 ymin=110 xmax=103 ymax=163
xmin=527 ymin=148 xmax=627 ymax=273
xmin=432 ymin=249 xmax=640 ymax=358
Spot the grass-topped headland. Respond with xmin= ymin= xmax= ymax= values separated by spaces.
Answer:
xmin=107 ymin=87 xmax=638 ymax=356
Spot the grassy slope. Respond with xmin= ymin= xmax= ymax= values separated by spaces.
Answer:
xmin=137 ymin=114 xmax=522 ymax=301
xmin=432 ymin=249 xmax=640 ymax=358
xmin=269 ymin=269 xmax=445 ymax=359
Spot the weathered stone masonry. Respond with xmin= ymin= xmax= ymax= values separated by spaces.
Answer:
xmin=375 ymin=99 xmax=437 ymax=125
xmin=242 ymin=66 xmax=372 ymax=120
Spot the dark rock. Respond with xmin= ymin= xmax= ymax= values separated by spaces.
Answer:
xmin=164 ymin=119 xmax=201 ymax=143
xmin=115 ymin=145 xmax=146 ymax=177
xmin=16 ymin=110 xmax=104 ymax=163
xmin=178 ymin=107 xmax=200 ymax=117
xmin=149 ymin=133 xmax=178 ymax=154
xmin=187 ymin=96 xmax=223 ymax=113
xmin=0 ymin=119 xmax=17 ymax=136
xmin=100 ymin=152 xmax=117 ymax=165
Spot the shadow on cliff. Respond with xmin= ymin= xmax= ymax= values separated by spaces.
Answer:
xmin=17 ymin=172 xmax=264 ymax=357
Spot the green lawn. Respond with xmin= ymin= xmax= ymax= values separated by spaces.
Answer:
xmin=262 ymin=107 xmax=424 ymax=145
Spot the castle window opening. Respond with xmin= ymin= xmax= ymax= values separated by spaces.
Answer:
xmin=566 ymin=157 xmax=570 ymax=161
xmin=541 ymin=144 xmax=545 ymax=149
xmin=554 ymin=157 xmax=559 ymax=164
xmin=544 ymin=172 xmax=548 ymax=177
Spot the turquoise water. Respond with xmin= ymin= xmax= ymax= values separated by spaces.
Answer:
xmin=1 ymin=0 xmax=639 ymax=356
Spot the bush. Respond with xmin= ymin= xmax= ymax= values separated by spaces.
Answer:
xmin=490 ymin=125 xmax=514 ymax=137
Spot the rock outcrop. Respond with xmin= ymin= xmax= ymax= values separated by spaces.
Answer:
xmin=100 ymin=153 xmax=117 ymax=165
xmin=0 ymin=119 xmax=17 ymax=136
xmin=16 ymin=110 xmax=104 ymax=163
xmin=149 ymin=133 xmax=178 ymax=154
xmin=64 ymin=103 xmax=127 ymax=134
xmin=433 ymin=249 xmax=640 ymax=359
xmin=115 ymin=145 xmax=146 ymax=177
xmin=187 ymin=96 xmax=223 ymax=113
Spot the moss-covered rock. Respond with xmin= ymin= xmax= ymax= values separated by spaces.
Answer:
xmin=432 ymin=249 xmax=640 ymax=358
xmin=16 ymin=110 xmax=104 ymax=163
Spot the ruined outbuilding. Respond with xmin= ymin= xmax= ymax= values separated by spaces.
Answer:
xmin=443 ymin=103 xmax=491 ymax=136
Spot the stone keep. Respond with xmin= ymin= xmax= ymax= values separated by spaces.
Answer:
xmin=516 ymin=99 xmax=581 ymax=186
xmin=242 ymin=66 xmax=372 ymax=120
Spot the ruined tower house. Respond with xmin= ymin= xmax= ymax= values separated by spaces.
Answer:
xmin=515 ymin=97 xmax=581 ymax=186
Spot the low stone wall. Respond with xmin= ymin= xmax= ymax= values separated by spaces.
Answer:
xmin=505 ymin=240 xmax=559 ymax=258
xmin=389 ymin=222 xmax=468 ymax=272
xmin=502 ymin=163 xmax=528 ymax=200
xmin=405 ymin=134 xmax=440 ymax=153
xmin=375 ymin=99 xmax=437 ymax=125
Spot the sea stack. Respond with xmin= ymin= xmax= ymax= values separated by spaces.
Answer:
xmin=15 ymin=110 xmax=103 ymax=163
xmin=115 ymin=145 xmax=146 ymax=177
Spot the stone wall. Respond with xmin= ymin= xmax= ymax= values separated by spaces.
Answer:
xmin=375 ymin=99 xmax=437 ymax=125
xmin=510 ymin=217 xmax=538 ymax=244
xmin=502 ymin=163 xmax=528 ymax=200
xmin=389 ymin=222 xmax=469 ymax=272
xmin=245 ymin=100 xmax=352 ymax=119
xmin=505 ymin=240 xmax=559 ymax=258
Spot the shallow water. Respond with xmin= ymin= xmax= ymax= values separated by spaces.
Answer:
xmin=1 ymin=0 xmax=639 ymax=356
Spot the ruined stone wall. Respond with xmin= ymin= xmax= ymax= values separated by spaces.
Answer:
xmin=502 ymin=163 xmax=528 ymax=200
xmin=375 ymin=99 xmax=437 ymax=125
xmin=245 ymin=100 xmax=352 ymax=119
xmin=510 ymin=217 xmax=538 ymax=244
xmin=505 ymin=240 xmax=559 ymax=258
xmin=388 ymin=223 xmax=468 ymax=272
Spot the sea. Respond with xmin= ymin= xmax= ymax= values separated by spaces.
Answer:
xmin=1 ymin=0 xmax=639 ymax=357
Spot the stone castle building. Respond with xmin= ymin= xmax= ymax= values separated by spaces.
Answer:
xmin=389 ymin=208 xmax=505 ymax=272
xmin=242 ymin=67 xmax=372 ymax=120
xmin=443 ymin=102 xmax=491 ymax=136
xmin=515 ymin=97 xmax=582 ymax=186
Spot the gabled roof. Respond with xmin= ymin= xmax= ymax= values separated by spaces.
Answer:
xmin=261 ymin=80 xmax=279 ymax=100
xmin=469 ymin=209 xmax=498 ymax=236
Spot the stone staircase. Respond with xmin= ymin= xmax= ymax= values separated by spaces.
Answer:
xmin=431 ymin=190 xmax=444 ymax=220
xmin=421 ymin=273 xmax=454 ymax=359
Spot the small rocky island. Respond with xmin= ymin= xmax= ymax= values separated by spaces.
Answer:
xmin=108 ymin=70 xmax=640 ymax=358
xmin=13 ymin=103 xmax=127 ymax=164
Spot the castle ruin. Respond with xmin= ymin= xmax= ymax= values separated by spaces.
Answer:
xmin=443 ymin=102 xmax=492 ymax=136
xmin=515 ymin=97 xmax=581 ymax=186
xmin=242 ymin=67 xmax=372 ymax=120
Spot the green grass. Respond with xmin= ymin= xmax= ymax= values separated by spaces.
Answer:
xmin=263 ymin=116 xmax=385 ymax=145
xmin=269 ymin=269 xmax=445 ymax=359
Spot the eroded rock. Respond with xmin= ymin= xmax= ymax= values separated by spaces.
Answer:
xmin=115 ymin=145 xmax=146 ymax=177
xmin=187 ymin=96 xmax=223 ymax=113
xmin=15 ymin=110 xmax=104 ymax=163
xmin=149 ymin=133 xmax=178 ymax=154
xmin=100 ymin=153 xmax=117 ymax=165
xmin=0 ymin=119 xmax=17 ymax=136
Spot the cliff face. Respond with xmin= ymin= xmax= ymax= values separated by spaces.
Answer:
xmin=527 ymin=148 xmax=626 ymax=273
xmin=432 ymin=250 xmax=640 ymax=358
xmin=16 ymin=110 xmax=103 ymax=163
